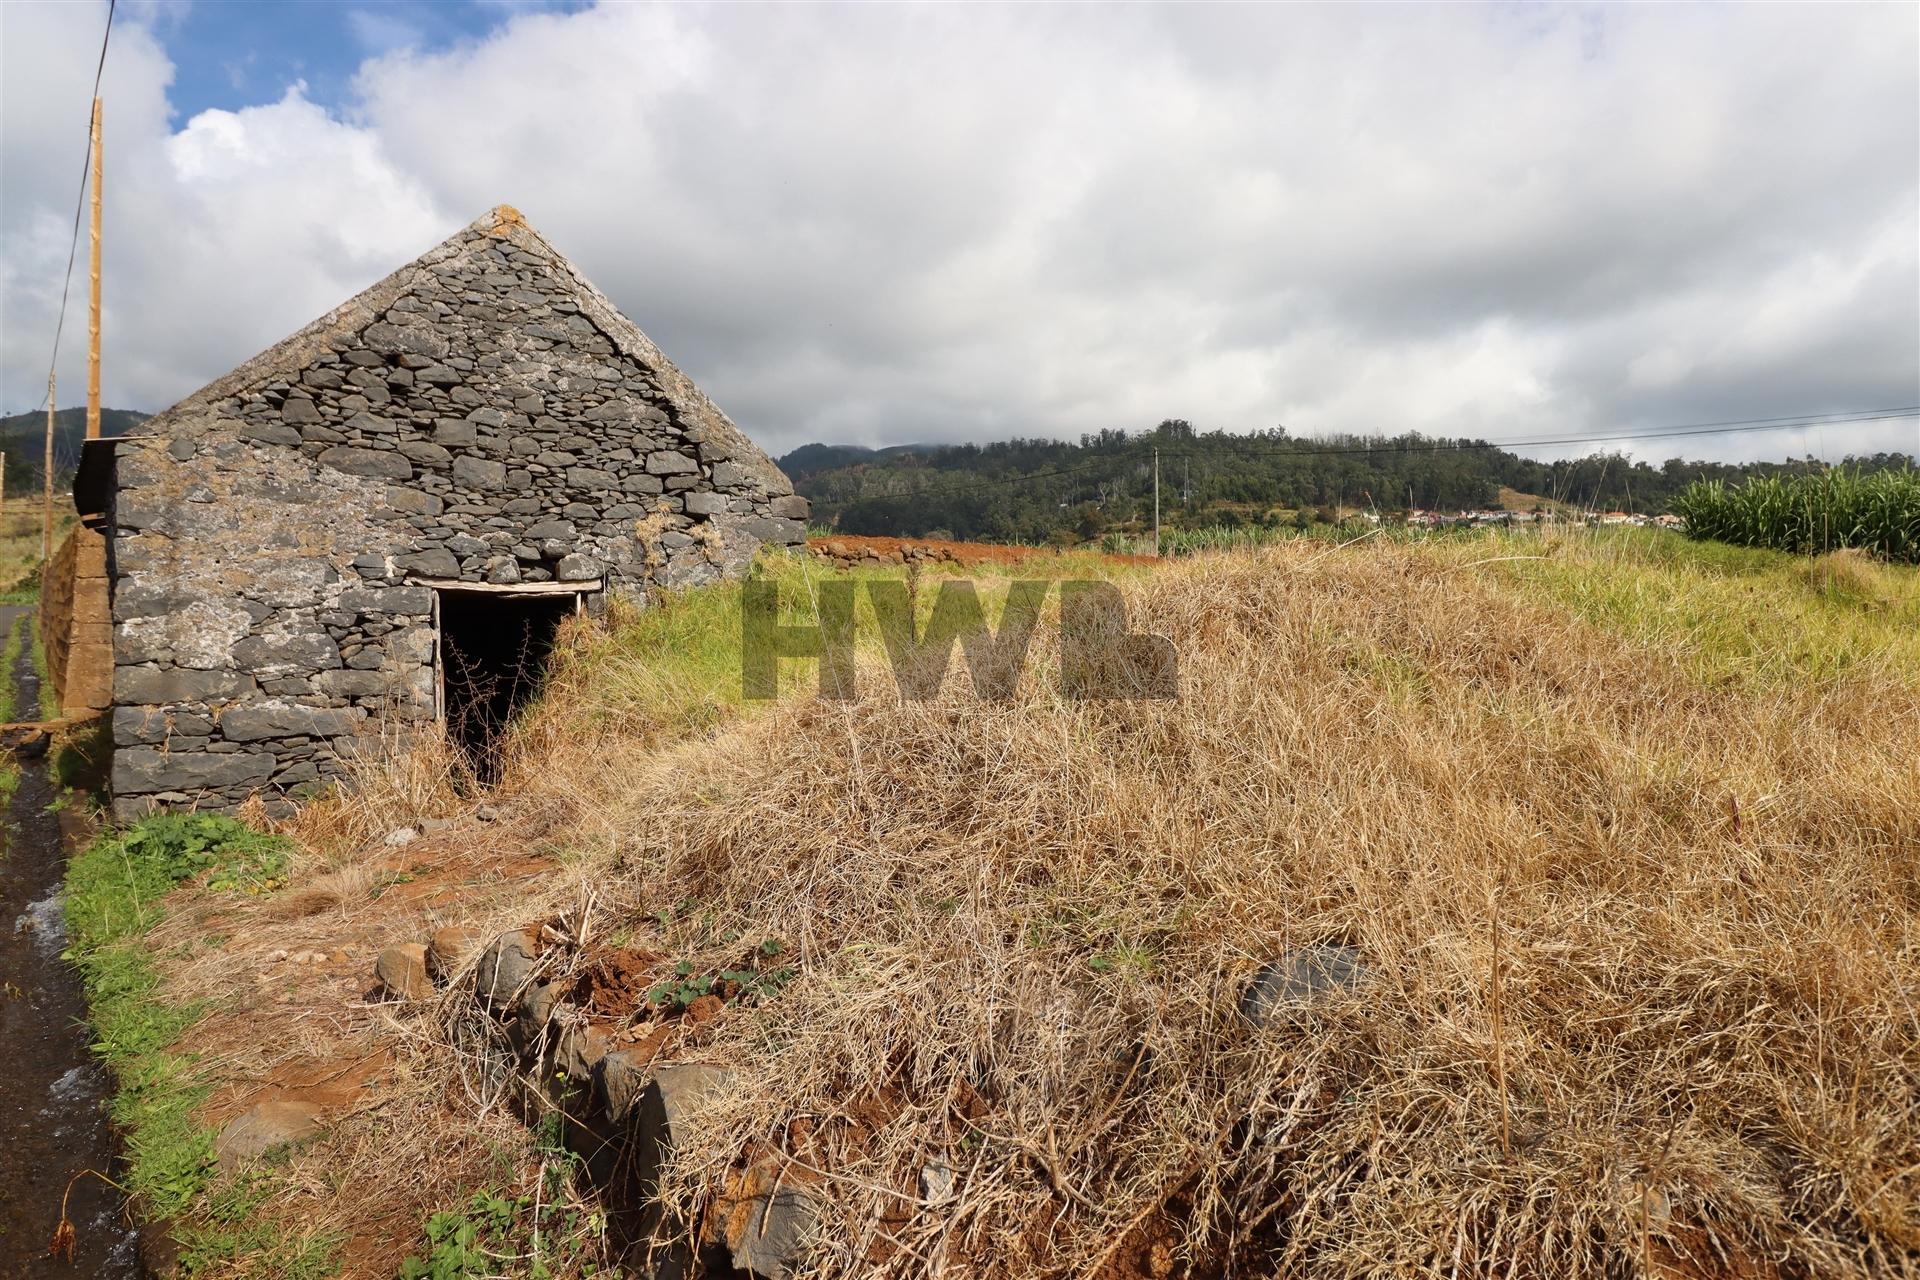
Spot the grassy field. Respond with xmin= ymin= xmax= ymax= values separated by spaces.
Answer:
xmin=476 ymin=527 xmax=1916 ymax=1278
xmin=60 ymin=529 xmax=1920 ymax=1279
xmin=0 ymin=495 xmax=73 ymax=600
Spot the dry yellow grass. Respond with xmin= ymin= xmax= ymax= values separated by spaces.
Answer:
xmin=496 ymin=533 xmax=1919 ymax=1278
xmin=0 ymin=495 xmax=73 ymax=594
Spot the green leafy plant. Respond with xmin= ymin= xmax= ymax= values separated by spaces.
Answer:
xmin=397 ymin=1125 xmax=604 ymax=1280
xmin=647 ymin=939 xmax=796 ymax=1010
xmin=1673 ymin=466 xmax=1920 ymax=562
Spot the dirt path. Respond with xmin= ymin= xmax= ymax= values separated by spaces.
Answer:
xmin=0 ymin=604 xmax=142 ymax=1278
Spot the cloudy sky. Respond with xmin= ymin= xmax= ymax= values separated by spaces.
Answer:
xmin=2 ymin=1 xmax=1915 ymax=464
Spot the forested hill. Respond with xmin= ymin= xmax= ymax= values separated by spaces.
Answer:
xmin=0 ymin=407 xmax=148 ymax=493
xmin=781 ymin=420 xmax=1917 ymax=543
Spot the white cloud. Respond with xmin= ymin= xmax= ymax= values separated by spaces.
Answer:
xmin=2 ymin=1 xmax=1914 ymax=466
xmin=345 ymin=9 xmax=423 ymax=56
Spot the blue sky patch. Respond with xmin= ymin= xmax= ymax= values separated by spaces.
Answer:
xmin=156 ymin=0 xmax=583 ymax=121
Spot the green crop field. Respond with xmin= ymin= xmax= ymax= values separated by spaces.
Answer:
xmin=1672 ymin=467 xmax=1920 ymax=562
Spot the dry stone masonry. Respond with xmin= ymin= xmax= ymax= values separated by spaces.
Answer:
xmin=84 ymin=206 xmax=805 ymax=819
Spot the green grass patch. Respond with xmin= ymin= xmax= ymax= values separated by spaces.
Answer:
xmin=2 ymin=609 xmax=24 ymax=703
xmin=175 ymin=1168 xmax=342 ymax=1278
xmin=531 ymin=548 xmax=1140 ymax=749
xmin=1478 ymin=527 xmax=1920 ymax=686
xmin=31 ymin=611 xmax=57 ymax=721
xmin=62 ymin=815 xmax=294 ymax=1227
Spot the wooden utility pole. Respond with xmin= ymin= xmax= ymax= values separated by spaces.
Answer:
xmin=1152 ymin=446 xmax=1161 ymax=558
xmin=87 ymin=96 xmax=103 ymax=440
xmin=43 ymin=374 xmax=56 ymax=559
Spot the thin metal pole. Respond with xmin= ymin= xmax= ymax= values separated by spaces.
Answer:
xmin=43 ymin=373 xmax=56 ymax=560
xmin=1152 ymin=446 xmax=1160 ymax=558
xmin=87 ymin=96 xmax=103 ymax=440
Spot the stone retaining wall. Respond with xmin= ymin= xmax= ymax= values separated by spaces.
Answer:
xmin=37 ymin=524 xmax=112 ymax=717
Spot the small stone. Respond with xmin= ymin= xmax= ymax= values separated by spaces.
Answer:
xmin=318 ymin=445 xmax=412 ymax=480
xmin=646 ymin=451 xmax=699 ymax=476
xmin=384 ymin=826 xmax=419 ymax=847
xmin=216 ymin=1099 xmax=325 ymax=1163
xmin=1239 ymin=944 xmax=1370 ymax=1028
xmin=427 ymin=926 xmax=478 ymax=979
xmin=555 ymin=553 xmax=603 ymax=582
xmin=375 ymin=942 xmax=432 ymax=1001
xmin=280 ymin=396 xmax=321 ymax=424
xmin=452 ymin=455 xmax=508 ymax=489
xmin=918 ymin=1155 xmax=955 ymax=1204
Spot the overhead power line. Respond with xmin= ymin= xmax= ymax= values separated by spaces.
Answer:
xmin=34 ymin=0 xmax=116 ymax=415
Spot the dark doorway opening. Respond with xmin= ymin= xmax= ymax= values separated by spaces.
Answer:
xmin=436 ymin=588 xmax=581 ymax=781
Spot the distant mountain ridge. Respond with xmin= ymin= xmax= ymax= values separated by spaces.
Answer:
xmin=777 ymin=442 xmax=932 ymax=480
xmin=0 ymin=407 xmax=148 ymax=494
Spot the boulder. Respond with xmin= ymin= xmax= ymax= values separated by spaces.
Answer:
xmin=555 ymin=554 xmax=603 ymax=582
xmin=514 ymin=980 xmax=563 ymax=1044
xmin=630 ymin=1063 xmax=733 ymax=1186
xmin=452 ymin=455 xmax=508 ymax=489
xmin=475 ymin=929 xmax=540 ymax=1009
xmin=114 ymin=665 xmax=244 ymax=705
xmin=719 ymin=1162 xmax=818 ymax=1279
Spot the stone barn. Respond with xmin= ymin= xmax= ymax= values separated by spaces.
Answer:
xmin=73 ymin=205 xmax=806 ymax=819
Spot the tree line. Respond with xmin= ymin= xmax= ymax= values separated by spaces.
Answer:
xmin=782 ymin=420 xmax=1916 ymax=544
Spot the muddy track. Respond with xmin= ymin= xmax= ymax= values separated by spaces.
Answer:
xmin=0 ymin=603 xmax=142 ymax=1278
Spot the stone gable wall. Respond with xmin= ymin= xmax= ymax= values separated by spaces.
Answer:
xmin=106 ymin=221 xmax=805 ymax=819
